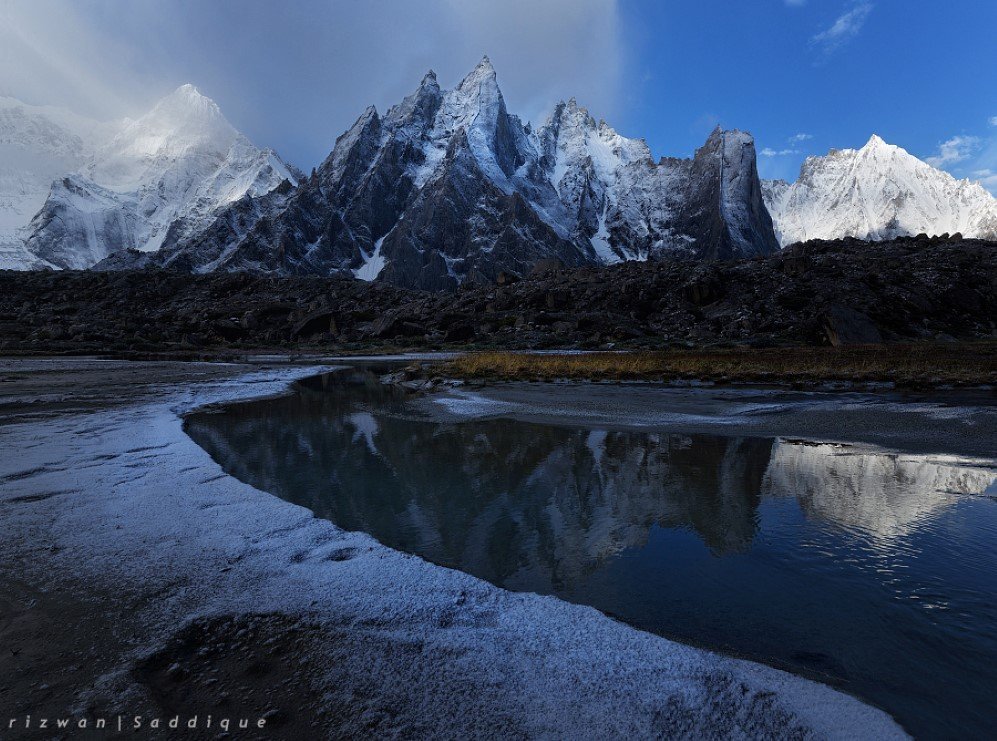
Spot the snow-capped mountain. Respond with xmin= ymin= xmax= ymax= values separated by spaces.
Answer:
xmin=131 ymin=58 xmax=777 ymax=290
xmin=763 ymin=135 xmax=997 ymax=246
xmin=0 ymin=97 xmax=117 ymax=269
xmin=18 ymin=85 xmax=296 ymax=270
xmin=537 ymin=100 xmax=776 ymax=264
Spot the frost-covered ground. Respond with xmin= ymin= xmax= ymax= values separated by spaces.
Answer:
xmin=0 ymin=358 xmax=906 ymax=738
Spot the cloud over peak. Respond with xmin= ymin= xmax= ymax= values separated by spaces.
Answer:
xmin=812 ymin=3 xmax=874 ymax=53
xmin=926 ymin=135 xmax=982 ymax=168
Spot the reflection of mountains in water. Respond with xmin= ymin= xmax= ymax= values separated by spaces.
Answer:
xmin=764 ymin=440 xmax=997 ymax=539
xmin=186 ymin=377 xmax=997 ymax=592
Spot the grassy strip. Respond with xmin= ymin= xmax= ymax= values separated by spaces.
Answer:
xmin=441 ymin=343 xmax=997 ymax=386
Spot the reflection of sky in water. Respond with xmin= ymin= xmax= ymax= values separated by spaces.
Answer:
xmin=186 ymin=370 xmax=997 ymax=739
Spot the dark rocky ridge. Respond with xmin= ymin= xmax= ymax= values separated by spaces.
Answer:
xmin=3 ymin=236 xmax=995 ymax=355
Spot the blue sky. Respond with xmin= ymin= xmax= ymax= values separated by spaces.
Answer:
xmin=1 ymin=0 xmax=995 ymax=191
xmin=617 ymin=0 xmax=997 ymax=187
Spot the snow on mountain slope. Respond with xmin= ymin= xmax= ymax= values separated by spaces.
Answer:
xmin=0 ymin=97 xmax=116 ymax=269
xmin=536 ymin=99 xmax=655 ymax=261
xmin=763 ymin=135 xmax=997 ymax=246
xmin=534 ymin=101 xmax=777 ymax=263
xmin=22 ymin=85 xmax=295 ymax=270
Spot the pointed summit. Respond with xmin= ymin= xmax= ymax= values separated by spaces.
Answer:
xmin=703 ymin=125 xmax=726 ymax=148
xmin=175 ymin=83 xmax=202 ymax=97
xmin=144 ymin=84 xmax=229 ymax=134
xmin=384 ymin=69 xmax=442 ymax=129
xmin=158 ymin=84 xmax=220 ymax=114
xmin=417 ymin=69 xmax=441 ymax=98
xmin=864 ymin=133 xmax=890 ymax=150
xmin=858 ymin=134 xmax=903 ymax=161
xmin=457 ymin=55 xmax=498 ymax=93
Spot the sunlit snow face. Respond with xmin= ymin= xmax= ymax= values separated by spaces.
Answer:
xmin=762 ymin=135 xmax=997 ymax=245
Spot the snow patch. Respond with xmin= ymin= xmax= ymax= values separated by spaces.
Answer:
xmin=589 ymin=202 xmax=619 ymax=264
xmin=354 ymin=236 xmax=386 ymax=281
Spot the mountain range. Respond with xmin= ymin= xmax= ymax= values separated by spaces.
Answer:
xmin=1 ymin=86 xmax=296 ymax=271
xmin=3 ymin=57 xmax=996 ymax=290
xmin=101 ymin=58 xmax=777 ymax=291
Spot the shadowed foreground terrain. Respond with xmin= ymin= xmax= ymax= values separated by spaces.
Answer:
xmin=1 ymin=236 xmax=994 ymax=358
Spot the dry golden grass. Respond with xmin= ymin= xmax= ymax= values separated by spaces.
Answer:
xmin=443 ymin=343 xmax=997 ymax=386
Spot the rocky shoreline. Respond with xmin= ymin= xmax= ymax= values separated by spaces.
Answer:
xmin=1 ymin=237 xmax=994 ymax=358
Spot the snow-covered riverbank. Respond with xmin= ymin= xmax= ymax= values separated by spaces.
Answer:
xmin=0 ymin=358 xmax=906 ymax=738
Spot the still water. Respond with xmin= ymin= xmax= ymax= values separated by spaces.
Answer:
xmin=186 ymin=367 xmax=997 ymax=739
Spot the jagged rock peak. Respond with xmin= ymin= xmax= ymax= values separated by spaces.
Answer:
xmin=385 ymin=72 xmax=442 ymax=128
xmin=457 ymin=55 xmax=499 ymax=94
xmin=335 ymin=104 xmax=380 ymax=139
xmin=552 ymin=98 xmax=596 ymax=128
xmin=693 ymin=127 xmax=755 ymax=164
xmin=320 ymin=103 xmax=382 ymax=183
xmin=354 ymin=104 xmax=380 ymax=124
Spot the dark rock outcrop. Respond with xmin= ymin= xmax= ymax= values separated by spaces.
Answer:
xmin=3 ymin=237 xmax=994 ymax=354
xmin=821 ymin=305 xmax=883 ymax=346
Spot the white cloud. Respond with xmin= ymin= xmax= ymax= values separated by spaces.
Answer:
xmin=812 ymin=3 xmax=874 ymax=53
xmin=971 ymin=169 xmax=997 ymax=188
xmin=925 ymin=136 xmax=982 ymax=167
xmin=788 ymin=133 xmax=813 ymax=144
xmin=761 ymin=147 xmax=801 ymax=157
xmin=966 ymin=138 xmax=997 ymax=195
xmin=923 ymin=131 xmax=997 ymax=195
xmin=990 ymin=116 xmax=997 ymax=127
